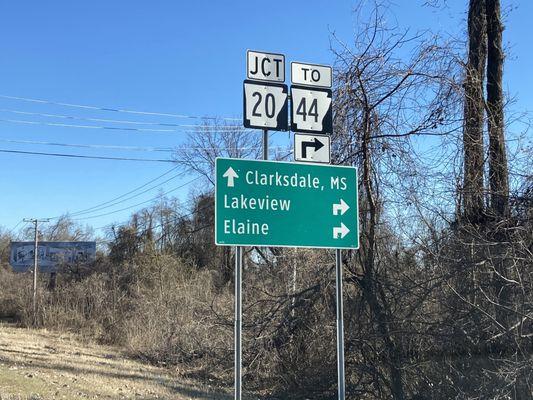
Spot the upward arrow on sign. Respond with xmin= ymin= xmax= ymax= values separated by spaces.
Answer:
xmin=223 ymin=167 xmax=239 ymax=187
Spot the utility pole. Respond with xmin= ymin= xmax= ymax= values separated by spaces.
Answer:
xmin=23 ymin=218 xmax=49 ymax=326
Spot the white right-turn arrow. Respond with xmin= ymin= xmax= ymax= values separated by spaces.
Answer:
xmin=333 ymin=222 xmax=350 ymax=239
xmin=222 ymin=167 xmax=239 ymax=187
xmin=332 ymin=199 xmax=350 ymax=216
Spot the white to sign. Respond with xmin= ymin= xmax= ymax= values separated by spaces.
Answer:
xmin=243 ymin=80 xmax=288 ymax=131
xmin=294 ymin=133 xmax=330 ymax=164
xmin=290 ymin=85 xmax=332 ymax=134
xmin=291 ymin=62 xmax=332 ymax=88
xmin=247 ymin=50 xmax=285 ymax=82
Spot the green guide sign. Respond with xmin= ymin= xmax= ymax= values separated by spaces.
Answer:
xmin=215 ymin=158 xmax=358 ymax=249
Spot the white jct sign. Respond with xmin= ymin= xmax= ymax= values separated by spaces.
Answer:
xmin=290 ymin=86 xmax=332 ymax=134
xmin=247 ymin=50 xmax=285 ymax=82
xmin=243 ymin=81 xmax=288 ymax=131
xmin=291 ymin=62 xmax=332 ymax=88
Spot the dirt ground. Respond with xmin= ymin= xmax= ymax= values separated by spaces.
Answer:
xmin=0 ymin=323 xmax=237 ymax=400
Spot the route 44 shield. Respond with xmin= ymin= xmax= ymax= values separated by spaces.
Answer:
xmin=243 ymin=80 xmax=288 ymax=131
xmin=290 ymin=85 xmax=332 ymax=134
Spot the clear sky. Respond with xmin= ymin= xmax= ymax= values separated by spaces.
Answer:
xmin=1 ymin=0 xmax=531 ymax=237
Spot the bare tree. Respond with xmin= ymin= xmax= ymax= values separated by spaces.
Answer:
xmin=486 ymin=0 xmax=509 ymax=218
xmin=174 ymin=120 xmax=261 ymax=187
xmin=463 ymin=0 xmax=487 ymax=223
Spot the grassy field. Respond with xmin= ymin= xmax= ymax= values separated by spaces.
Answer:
xmin=0 ymin=323 xmax=237 ymax=400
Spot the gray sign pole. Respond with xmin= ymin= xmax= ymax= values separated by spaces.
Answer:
xmin=235 ymin=129 xmax=269 ymax=400
xmin=263 ymin=128 xmax=268 ymax=160
xmin=336 ymin=248 xmax=346 ymax=399
xmin=234 ymin=245 xmax=242 ymax=400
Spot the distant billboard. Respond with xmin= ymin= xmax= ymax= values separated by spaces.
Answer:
xmin=9 ymin=241 xmax=96 ymax=273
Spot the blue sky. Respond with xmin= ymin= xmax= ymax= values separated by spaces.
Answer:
xmin=1 ymin=0 xmax=531 ymax=236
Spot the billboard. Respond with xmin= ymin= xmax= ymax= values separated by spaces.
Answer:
xmin=9 ymin=241 xmax=96 ymax=273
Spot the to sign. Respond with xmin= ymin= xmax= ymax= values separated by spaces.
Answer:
xmin=215 ymin=158 xmax=358 ymax=249
xmin=294 ymin=133 xmax=330 ymax=164
xmin=291 ymin=62 xmax=332 ymax=88
xmin=291 ymin=85 xmax=332 ymax=134
xmin=243 ymin=80 xmax=288 ymax=131
xmin=247 ymin=50 xmax=285 ymax=82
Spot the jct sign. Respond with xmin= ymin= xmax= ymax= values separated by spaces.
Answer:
xmin=247 ymin=50 xmax=285 ymax=82
xmin=215 ymin=158 xmax=359 ymax=249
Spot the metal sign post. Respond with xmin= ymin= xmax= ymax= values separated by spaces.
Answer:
xmin=291 ymin=60 xmax=346 ymax=399
xmin=234 ymin=129 xmax=268 ymax=400
xmin=233 ymin=51 xmax=353 ymax=399
xmin=336 ymin=248 xmax=346 ymax=399
xmin=239 ymin=51 xmax=281 ymax=398
xmin=234 ymin=246 xmax=243 ymax=400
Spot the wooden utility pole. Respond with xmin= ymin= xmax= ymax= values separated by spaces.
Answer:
xmin=23 ymin=218 xmax=49 ymax=326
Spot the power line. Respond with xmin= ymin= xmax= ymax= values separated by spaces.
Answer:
xmin=0 ymin=148 xmax=177 ymax=163
xmin=0 ymin=108 xmax=244 ymax=129
xmin=66 ymin=171 xmax=186 ymax=218
xmin=0 ymin=117 xmax=253 ymax=133
xmin=46 ymin=165 xmax=182 ymax=220
xmin=96 ymin=198 xmax=214 ymax=236
xmin=0 ymin=137 xmax=286 ymax=153
xmin=0 ymin=94 xmax=241 ymax=121
xmin=7 ymin=219 xmax=27 ymax=235
xmin=0 ymin=138 xmax=173 ymax=152
xmin=72 ymin=177 xmax=201 ymax=221
xmin=0 ymin=117 xmax=181 ymax=133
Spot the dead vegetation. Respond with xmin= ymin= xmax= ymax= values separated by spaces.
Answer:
xmin=0 ymin=1 xmax=532 ymax=399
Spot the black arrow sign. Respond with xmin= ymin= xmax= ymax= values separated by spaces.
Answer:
xmin=301 ymin=137 xmax=324 ymax=158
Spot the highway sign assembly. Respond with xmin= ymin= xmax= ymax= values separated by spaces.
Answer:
xmin=236 ymin=50 xmax=347 ymax=400
xmin=290 ymin=85 xmax=333 ymax=134
xmin=294 ymin=133 xmax=330 ymax=164
xmin=243 ymin=80 xmax=288 ymax=131
xmin=291 ymin=62 xmax=332 ymax=88
xmin=215 ymin=157 xmax=358 ymax=249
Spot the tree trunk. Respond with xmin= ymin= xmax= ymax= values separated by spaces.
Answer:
xmin=360 ymin=109 xmax=406 ymax=400
xmin=486 ymin=0 xmax=509 ymax=218
xmin=463 ymin=0 xmax=487 ymax=223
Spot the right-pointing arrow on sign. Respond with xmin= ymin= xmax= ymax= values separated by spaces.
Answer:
xmin=332 ymin=199 xmax=350 ymax=216
xmin=333 ymin=222 xmax=350 ymax=239
xmin=301 ymin=137 xmax=324 ymax=158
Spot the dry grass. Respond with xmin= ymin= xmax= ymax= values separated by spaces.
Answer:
xmin=0 ymin=323 xmax=243 ymax=400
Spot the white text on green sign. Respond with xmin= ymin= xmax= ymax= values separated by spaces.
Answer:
xmin=215 ymin=158 xmax=358 ymax=249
